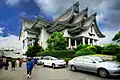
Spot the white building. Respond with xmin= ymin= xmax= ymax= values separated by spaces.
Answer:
xmin=19 ymin=2 xmax=105 ymax=54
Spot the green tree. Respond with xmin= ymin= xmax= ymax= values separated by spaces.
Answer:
xmin=26 ymin=38 xmax=44 ymax=57
xmin=46 ymin=32 xmax=66 ymax=50
xmin=112 ymin=31 xmax=120 ymax=42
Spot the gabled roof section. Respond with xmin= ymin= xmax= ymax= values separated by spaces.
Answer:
xmin=47 ymin=8 xmax=88 ymax=32
xmin=31 ymin=16 xmax=53 ymax=29
xmin=67 ymin=12 xmax=105 ymax=38
xmin=56 ymin=1 xmax=79 ymax=23
xmin=21 ymin=16 xmax=35 ymax=23
xmin=19 ymin=17 xmax=35 ymax=40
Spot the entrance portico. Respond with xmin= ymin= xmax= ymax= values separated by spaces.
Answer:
xmin=66 ymin=36 xmax=98 ymax=49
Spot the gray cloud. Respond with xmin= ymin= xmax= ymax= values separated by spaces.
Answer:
xmin=5 ymin=0 xmax=120 ymax=44
xmin=34 ymin=0 xmax=120 ymax=44
xmin=34 ymin=0 xmax=120 ymax=30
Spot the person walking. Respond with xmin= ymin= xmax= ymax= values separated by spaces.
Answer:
xmin=33 ymin=58 xmax=37 ymax=67
xmin=2 ymin=58 xmax=6 ymax=66
xmin=19 ymin=59 xmax=22 ymax=67
xmin=11 ymin=59 xmax=16 ymax=71
xmin=26 ymin=58 xmax=34 ymax=79
xmin=5 ymin=59 xmax=9 ymax=70
xmin=16 ymin=59 xmax=19 ymax=67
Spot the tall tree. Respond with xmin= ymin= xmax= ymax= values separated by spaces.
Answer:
xmin=26 ymin=38 xmax=44 ymax=57
xmin=112 ymin=31 xmax=120 ymax=42
xmin=47 ymin=32 xmax=67 ymax=50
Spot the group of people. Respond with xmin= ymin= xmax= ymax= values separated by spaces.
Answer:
xmin=1 ymin=57 xmax=38 ymax=79
xmin=2 ymin=58 xmax=23 ymax=70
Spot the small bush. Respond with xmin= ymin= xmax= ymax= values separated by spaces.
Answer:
xmin=76 ymin=44 xmax=89 ymax=51
xmin=82 ymin=44 xmax=89 ymax=48
xmin=116 ymin=53 xmax=120 ymax=62
xmin=76 ymin=49 xmax=96 ymax=56
xmin=76 ymin=44 xmax=84 ymax=51
xmin=86 ymin=46 xmax=97 ymax=52
xmin=26 ymin=46 xmax=44 ymax=57
xmin=62 ymin=58 xmax=72 ymax=65
xmin=94 ymin=45 xmax=103 ymax=54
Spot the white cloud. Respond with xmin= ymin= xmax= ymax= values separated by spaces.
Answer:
xmin=100 ymin=29 xmax=120 ymax=44
xmin=18 ymin=12 xmax=27 ymax=17
xmin=0 ymin=35 xmax=22 ymax=49
xmin=6 ymin=0 xmax=21 ymax=6
xmin=0 ymin=27 xmax=4 ymax=34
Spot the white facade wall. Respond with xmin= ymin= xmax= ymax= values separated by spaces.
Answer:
xmin=39 ymin=27 xmax=50 ymax=49
xmin=62 ymin=29 xmax=71 ymax=37
xmin=27 ymin=33 xmax=36 ymax=38
xmin=75 ymin=26 xmax=99 ymax=39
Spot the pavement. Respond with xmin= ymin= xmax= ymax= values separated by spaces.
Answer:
xmin=0 ymin=63 xmax=120 ymax=80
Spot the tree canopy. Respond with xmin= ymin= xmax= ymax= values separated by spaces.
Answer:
xmin=26 ymin=38 xmax=44 ymax=57
xmin=112 ymin=31 xmax=120 ymax=42
xmin=46 ymin=32 xmax=67 ymax=50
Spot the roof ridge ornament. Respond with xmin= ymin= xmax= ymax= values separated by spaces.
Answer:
xmin=84 ymin=7 xmax=88 ymax=12
xmin=93 ymin=12 xmax=97 ymax=16
xmin=73 ymin=1 xmax=79 ymax=6
xmin=73 ymin=1 xmax=80 ymax=13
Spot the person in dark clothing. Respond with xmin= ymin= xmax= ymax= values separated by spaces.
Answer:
xmin=33 ymin=58 xmax=37 ymax=67
xmin=19 ymin=59 xmax=22 ymax=67
xmin=0 ymin=58 xmax=3 ymax=68
xmin=5 ymin=59 xmax=9 ymax=70
xmin=11 ymin=59 xmax=16 ymax=71
xmin=26 ymin=58 xmax=34 ymax=79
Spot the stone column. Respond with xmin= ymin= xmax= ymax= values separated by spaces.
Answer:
xmin=88 ymin=38 xmax=90 ymax=45
xmin=96 ymin=40 xmax=99 ymax=45
xmin=32 ymin=39 xmax=34 ymax=46
xmin=92 ymin=39 xmax=94 ymax=45
xmin=75 ymin=40 xmax=77 ymax=47
xmin=94 ymin=40 xmax=97 ymax=45
xmin=25 ymin=38 xmax=28 ymax=50
xmin=82 ymin=37 xmax=85 ymax=45
xmin=69 ymin=38 xmax=71 ymax=47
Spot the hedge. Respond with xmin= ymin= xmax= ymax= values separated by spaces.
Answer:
xmin=76 ymin=49 xmax=96 ymax=56
xmin=37 ymin=50 xmax=75 ymax=58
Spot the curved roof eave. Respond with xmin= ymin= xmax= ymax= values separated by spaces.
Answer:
xmin=94 ymin=20 xmax=105 ymax=38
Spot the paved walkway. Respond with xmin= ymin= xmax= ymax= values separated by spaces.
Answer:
xmin=0 ymin=63 xmax=120 ymax=80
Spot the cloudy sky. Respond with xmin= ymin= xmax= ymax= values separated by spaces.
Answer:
xmin=0 ymin=0 xmax=120 ymax=48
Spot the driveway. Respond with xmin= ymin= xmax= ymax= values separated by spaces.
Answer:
xmin=0 ymin=63 xmax=120 ymax=80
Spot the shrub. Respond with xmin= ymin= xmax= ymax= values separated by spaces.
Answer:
xmin=86 ymin=46 xmax=97 ymax=52
xmin=76 ymin=44 xmax=89 ymax=51
xmin=76 ymin=44 xmax=84 ymax=51
xmin=116 ymin=53 xmax=120 ymax=62
xmin=102 ymin=44 xmax=120 ymax=55
xmin=62 ymin=58 xmax=72 ymax=65
xmin=26 ymin=46 xmax=44 ymax=57
xmin=75 ymin=49 xmax=96 ymax=56
xmin=94 ymin=45 xmax=103 ymax=54
xmin=82 ymin=44 xmax=89 ymax=48
xmin=37 ymin=50 xmax=75 ymax=58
